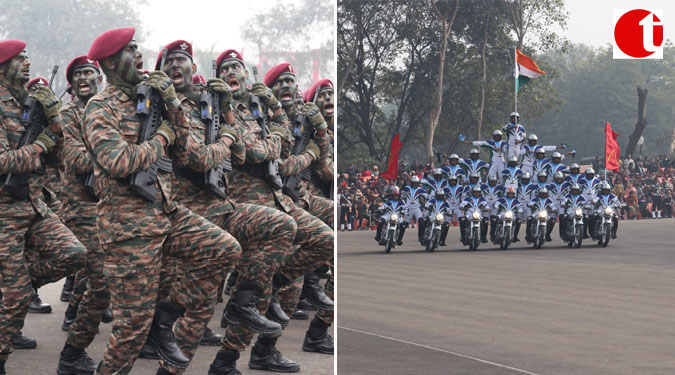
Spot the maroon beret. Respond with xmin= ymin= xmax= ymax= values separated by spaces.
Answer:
xmin=88 ymin=27 xmax=135 ymax=61
xmin=303 ymin=78 xmax=334 ymax=102
xmin=192 ymin=74 xmax=207 ymax=87
xmin=216 ymin=49 xmax=244 ymax=70
xmin=26 ymin=76 xmax=48 ymax=90
xmin=66 ymin=55 xmax=101 ymax=83
xmin=263 ymin=63 xmax=295 ymax=87
xmin=0 ymin=40 xmax=26 ymax=65
xmin=154 ymin=40 xmax=192 ymax=70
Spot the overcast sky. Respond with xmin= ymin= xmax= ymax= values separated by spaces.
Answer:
xmin=559 ymin=0 xmax=675 ymax=47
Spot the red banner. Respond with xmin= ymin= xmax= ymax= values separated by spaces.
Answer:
xmin=605 ymin=122 xmax=620 ymax=172
xmin=379 ymin=133 xmax=403 ymax=181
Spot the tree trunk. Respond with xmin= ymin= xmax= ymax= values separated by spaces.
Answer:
xmin=427 ymin=0 xmax=460 ymax=161
xmin=476 ymin=0 xmax=493 ymax=140
xmin=625 ymin=86 xmax=648 ymax=158
xmin=668 ymin=124 xmax=675 ymax=155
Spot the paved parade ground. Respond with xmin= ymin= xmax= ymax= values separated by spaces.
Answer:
xmin=337 ymin=219 xmax=675 ymax=375
xmin=11 ymin=285 xmax=334 ymax=374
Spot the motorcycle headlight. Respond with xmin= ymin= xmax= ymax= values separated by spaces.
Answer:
xmin=604 ymin=207 xmax=613 ymax=216
xmin=504 ymin=210 xmax=513 ymax=220
xmin=435 ymin=213 xmax=444 ymax=221
xmin=538 ymin=210 xmax=548 ymax=220
xmin=472 ymin=211 xmax=481 ymax=220
xmin=390 ymin=214 xmax=399 ymax=222
xmin=575 ymin=208 xmax=583 ymax=217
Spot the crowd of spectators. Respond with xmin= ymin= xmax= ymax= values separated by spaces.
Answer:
xmin=338 ymin=154 xmax=674 ymax=231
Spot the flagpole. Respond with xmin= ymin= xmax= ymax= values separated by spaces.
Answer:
xmin=514 ymin=46 xmax=518 ymax=114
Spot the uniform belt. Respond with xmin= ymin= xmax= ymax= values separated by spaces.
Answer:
xmin=233 ymin=162 xmax=267 ymax=180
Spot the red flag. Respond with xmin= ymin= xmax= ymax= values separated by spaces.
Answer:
xmin=605 ymin=122 xmax=620 ymax=172
xmin=379 ymin=133 xmax=403 ymax=181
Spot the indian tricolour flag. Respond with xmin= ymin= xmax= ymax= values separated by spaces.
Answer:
xmin=515 ymin=48 xmax=545 ymax=92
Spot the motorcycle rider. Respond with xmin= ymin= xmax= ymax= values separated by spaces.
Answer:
xmin=401 ymin=176 xmax=427 ymax=231
xmin=463 ymin=173 xmax=482 ymax=199
xmin=503 ymin=112 xmax=526 ymax=159
xmin=535 ymin=171 xmax=550 ymax=191
xmin=441 ymin=154 xmax=466 ymax=183
xmin=459 ymin=149 xmax=489 ymax=180
xmin=561 ymin=184 xmax=588 ymax=241
xmin=532 ymin=148 xmax=552 ymax=178
xmin=463 ymin=130 xmax=507 ymax=176
xmin=501 ymin=156 xmax=523 ymax=191
xmin=564 ymin=163 xmax=584 ymax=185
xmin=492 ymin=187 xmax=522 ymax=243
xmin=374 ymin=186 xmax=408 ymax=245
xmin=459 ymin=185 xmax=490 ymax=244
xmin=548 ymin=151 xmax=569 ymax=182
xmin=421 ymin=189 xmax=451 ymax=247
xmin=483 ymin=174 xmax=503 ymax=212
xmin=527 ymin=188 xmax=557 ymax=243
xmin=548 ymin=172 xmax=570 ymax=238
xmin=581 ymin=168 xmax=601 ymax=203
xmin=592 ymin=182 xmax=620 ymax=239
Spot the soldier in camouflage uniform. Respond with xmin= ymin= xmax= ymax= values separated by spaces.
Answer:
xmin=54 ymin=55 xmax=114 ymax=375
xmin=0 ymin=39 xmax=87 ymax=374
xmin=206 ymin=50 xmax=333 ymax=374
xmin=150 ymin=40 xmax=291 ymax=375
xmin=82 ymin=28 xmax=248 ymax=375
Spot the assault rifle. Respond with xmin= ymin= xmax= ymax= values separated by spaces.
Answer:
xmin=198 ymin=60 xmax=232 ymax=199
xmin=281 ymin=88 xmax=320 ymax=202
xmin=250 ymin=66 xmax=282 ymax=189
xmin=3 ymin=65 xmax=59 ymax=200
xmin=129 ymin=48 xmax=172 ymax=202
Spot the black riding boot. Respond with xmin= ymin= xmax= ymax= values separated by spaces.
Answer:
xmin=62 ymin=303 xmax=78 ymax=332
xmin=397 ymin=223 xmax=407 ymax=245
xmin=480 ymin=218 xmax=489 ymax=243
xmin=56 ymin=343 xmax=97 ymax=375
xmin=585 ymin=216 xmax=593 ymax=238
xmin=249 ymin=336 xmax=300 ymax=372
xmin=459 ymin=218 xmax=467 ymax=244
xmin=28 ymin=287 xmax=52 ymax=314
xmin=139 ymin=338 xmax=161 ymax=360
xmin=226 ymin=280 xmax=282 ymax=334
xmin=558 ymin=215 xmax=566 ymax=239
xmin=546 ymin=218 xmax=555 ymax=242
xmin=60 ymin=275 xmax=75 ymax=302
xmin=301 ymin=271 xmax=334 ymax=310
xmin=489 ymin=216 xmax=498 ymax=243
xmin=13 ymin=331 xmax=37 ymax=349
xmin=302 ymin=317 xmax=333 ymax=354
xmin=148 ymin=300 xmax=190 ymax=369
xmin=513 ymin=218 xmax=521 ymax=242
xmin=440 ymin=223 xmax=449 ymax=246
xmin=208 ymin=349 xmax=242 ymax=375
xmin=200 ymin=327 xmax=225 ymax=346
xmin=418 ymin=219 xmax=427 ymax=243
xmin=374 ymin=221 xmax=384 ymax=242
xmin=612 ymin=217 xmax=618 ymax=239
xmin=526 ymin=217 xmax=533 ymax=242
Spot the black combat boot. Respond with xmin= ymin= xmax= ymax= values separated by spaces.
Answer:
xmin=302 ymin=317 xmax=333 ymax=354
xmin=265 ymin=295 xmax=290 ymax=328
xmin=102 ymin=305 xmax=113 ymax=324
xmin=480 ymin=218 xmax=489 ymax=243
xmin=396 ymin=223 xmax=407 ymax=245
xmin=513 ymin=218 xmax=521 ymax=242
xmin=148 ymin=300 xmax=189 ymax=369
xmin=584 ymin=216 xmax=592 ymax=239
xmin=138 ymin=339 xmax=161 ymax=360
xmin=290 ymin=309 xmax=309 ymax=320
xmin=314 ymin=264 xmax=330 ymax=279
xmin=60 ymin=275 xmax=75 ymax=302
xmin=13 ymin=331 xmax=37 ymax=349
xmin=374 ymin=221 xmax=384 ymax=243
xmin=302 ymin=272 xmax=333 ymax=311
xmin=546 ymin=218 xmax=556 ymax=242
xmin=208 ymin=349 xmax=242 ymax=375
xmin=62 ymin=304 xmax=78 ymax=331
xmin=525 ymin=217 xmax=533 ymax=243
xmin=28 ymin=288 xmax=52 ymax=313
xmin=612 ymin=217 xmax=618 ymax=239
xmin=200 ymin=327 xmax=224 ymax=346
xmin=459 ymin=218 xmax=467 ymax=244
xmin=224 ymin=271 xmax=238 ymax=296
xmin=440 ymin=223 xmax=449 ymax=246
xmin=489 ymin=216 xmax=498 ymax=243
xmin=296 ymin=297 xmax=317 ymax=312
xmin=156 ymin=367 xmax=174 ymax=375
xmin=417 ymin=219 xmax=427 ymax=243
xmin=225 ymin=281 xmax=281 ymax=335
xmin=57 ymin=343 xmax=97 ymax=375
xmin=249 ymin=336 xmax=300 ymax=373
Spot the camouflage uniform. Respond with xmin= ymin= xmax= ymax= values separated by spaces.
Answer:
xmin=82 ymin=84 xmax=241 ymax=375
xmin=0 ymin=83 xmax=86 ymax=362
xmin=59 ymin=95 xmax=110 ymax=349
xmin=162 ymin=93 xmax=297 ymax=372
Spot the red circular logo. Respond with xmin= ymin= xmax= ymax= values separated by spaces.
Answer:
xmin=614 ymin=9 xmax=663 ymax=58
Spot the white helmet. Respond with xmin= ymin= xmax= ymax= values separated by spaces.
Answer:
xmin=569 ymin=163 xmax=580 ymax=170
xmin=600 ymin=182 xmax=611 ymax=191
xmin=552 ymin=152 xmax=562 ymax=159
xmin=535 ymin=148 xmax=546 ymax=155
xmin=493 ymin=130 xmax=503 ymax=137
xmin=469 ymin=148 xmax=480 ymax=155
xmin=528 ymin=134 xmax=538 ymax=141
xmin=449 ymin=153 xmax=459 ymax=160
xmin=585 ymin=168 xmax=595 ymax=175
xmin=433 ymin=168 xmax=442 ymax=175
xmin=554 ymin=171 xmax=564 ymax=180
xmin=521 ymin=172 xmax=531 ymax=180
xmin=472 ymin=185 xmax=482 ymax=193
xmin=510 ymin=112 xmax=520 ymax=118
xmin=537 ymin=171 xmax=548 ymax=178
xmin=538 ymin=187 xmax=548 ymax=195
xmin=469 ymin=172 xmax=480 ymax=180
xmin=488 ymin=174 xmax=498 ymax=182
xmin=508 ymin=155 xmax=518 ymax=163
xmin=410 ymin=176 xmax=420 ymax=183
xmin=448 ymin=175 xmax=458 ymax=182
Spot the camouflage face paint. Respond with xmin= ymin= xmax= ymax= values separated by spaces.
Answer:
xmin=272 ymin=73 xmax=298 ymax=110
xmin=219 ymin=61 xmax=247 ymax=100
xmin=114 ymin=40 xmax=144 ymax=84
xmin=163 ymin=51 xmax=194 ymax=94
xmin=316 ymin=87 xmax=334 ymax=120
xmin=1 ymin=51 xmax=31 ymax=87
xmin=71 ymin=66 xmax=101 ymax=100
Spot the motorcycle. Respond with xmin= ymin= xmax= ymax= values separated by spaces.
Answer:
xmin=530 ymin=208 xmax=549 ymax=249
xmin=463 ymin=208 xmax=483 ymax=251
xmin=422 ymin=210 xmax=445 ymax=253
xmin=563 ymin=204 xmax=587 ymax=248
xmin=592 ymin=203 xmax=615 ymax=247
xmin=494 ymin=209 xmax=519 ymax=250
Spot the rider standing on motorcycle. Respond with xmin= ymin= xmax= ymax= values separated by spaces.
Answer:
xmin=517 ymin=172 xmax=537 ymax=227
xmin=527 ymin=188 xmax=557 ymax=243
xmin=532 ymin=148 xmax=552 ymax=178
xmin=564 ymin=163 xmax=584 ymax=185
xmin=375 ymin=186 xmax=408 ymax=245
xmin=503 ymin=112 xmax=526 ymax=159
xmin=464 ymin=173 xmax=482 ymax=199
xmin=493 ymin=187 xmax=522 ymax=242
xmin=459 ymin=149 xmax=489 ymax=181
xmin=445 ymin=175 xmax=465 ymax=231
xmin=422 ymin=168 xmax=448 ymax=196
xmin=422 ymin=189 xmax=452 ymax=246
xmin=561 ymin=184 xmax=588 ymax=240
xmin=548 ymin=151 xmax=570 ymax=182
xmin=501 ymin=156 xmax=523 ymax=192
xmin=463 ymin=130 xmax=507 ymax=177
xmin=460 ymin=185 xmax=490 ymax=244
xmin=593 ymin=183 xmax=620 ymax=239
xmin=517 ymin=134 xmax=565 ymax=176
xmin=548 ymin=172 xmax=570 ymax=238
xmin=401 ymin=176 xmax=427 ymax=230
xmin=581 ymin=168 xmax=601 ymax=203
xmin=442 ymin=154 xmax=466 ymax=183
xmin=535 ymin=171 xmax=550 ymax=191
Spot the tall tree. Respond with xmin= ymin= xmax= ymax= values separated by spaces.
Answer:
xmin=624 ymin=86 xmax=648 ymax=157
